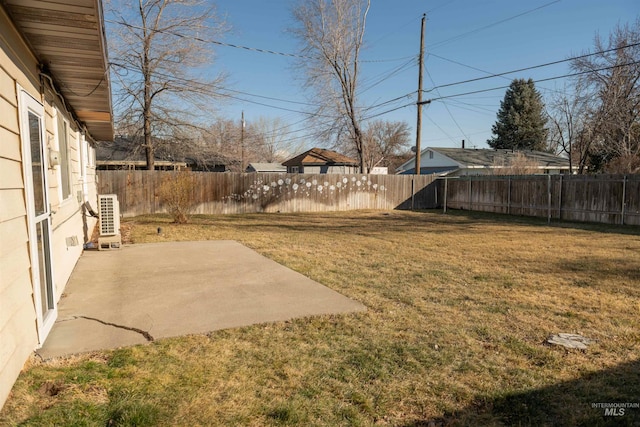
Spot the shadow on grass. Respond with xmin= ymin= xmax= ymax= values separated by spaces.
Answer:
xmin=441 ymin=208 xmax=640 ymax=237
xmin=129 ymin=209 xmax=640 ymax=239
xmin=405 ymin=359 xmax=640 ymax=427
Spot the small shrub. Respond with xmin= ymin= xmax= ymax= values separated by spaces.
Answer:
xmin=492 ymin=152 xmax=540 ymax=175
xmin=157 ymin=171 xmax=198 ymax=224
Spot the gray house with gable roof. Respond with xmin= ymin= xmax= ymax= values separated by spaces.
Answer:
xmin=397 ymin=147 xmax=573 ymax=175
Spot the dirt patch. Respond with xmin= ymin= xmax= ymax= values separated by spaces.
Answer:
xmin=89 ymin=222 xmax=133 ymax=246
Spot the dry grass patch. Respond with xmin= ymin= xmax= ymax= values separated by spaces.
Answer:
xmin=1 ymin=210 xmax=639 ymax=426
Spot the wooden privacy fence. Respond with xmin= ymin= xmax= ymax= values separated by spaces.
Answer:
xmin=442 ymin=174 xmax=640 ymax=225
xmin=97 ymin=171 xmax=439 ymax=217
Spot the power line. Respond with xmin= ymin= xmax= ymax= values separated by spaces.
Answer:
xmin=363 ymin=92 xmax=417 ymax=112
xmin=422 ymin=60 xmax=640 ymax=103
xmin=426 ymin=42 xmax=640 ymax=92
xmin=443 ymin=98 xmax=496 ymax=115
xmin=106 ymin=18 xmax=410 ymax=63
xmin=425 ymin=68 xmax=470 ymax=143
xmin=113 ymin=61 xmax=418 ymax=120
xmin=362 ymin=102 xmax=415 ymax=121
xmin=111 ymin=61 xmax=420 ymax=145
xmin=361 ymin=57 xmax=416 ymax=93
xmin=428 ymin=0 xmax=561 ymax=50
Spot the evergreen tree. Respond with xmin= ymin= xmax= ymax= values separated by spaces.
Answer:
xmin=488 ymin=78 xmax=548 ymax=151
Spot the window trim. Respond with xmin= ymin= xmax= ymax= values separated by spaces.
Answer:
xmin=55 ymin=108 xmax=73 ymax=201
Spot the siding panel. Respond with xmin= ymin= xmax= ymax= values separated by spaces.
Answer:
xmin=0 ymin=126 xmax=21 ymax=161
xmin=0 ymin=96 xmax=18 ymax=133
xmin=0 ymin=241 xmax=30 ymax=294
xmin=0 ymin=66 xmax=17 ymax=106
xmin=0 ymin=158 xmax=24 ymax=188
xmin=0 ymin=296 xmax=38 ymax=410
xmin=0 ymin=188 xmax=26 ymax=222
xmin=0 ymin=269 xmax=33 ymax=334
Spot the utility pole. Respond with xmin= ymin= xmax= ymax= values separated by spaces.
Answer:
xmin=241 ymin=111 xmax=245 ymax=172
xmin=415 ymin=13 xmax=426 ymax=175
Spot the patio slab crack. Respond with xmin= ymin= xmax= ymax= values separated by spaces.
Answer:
xmin=76 ymin=315 xmax=155 ymax=342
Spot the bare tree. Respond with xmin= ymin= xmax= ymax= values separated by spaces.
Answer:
xmin=361 ymin=120 xmax=411 ymax=172
xmin=570 ymin=18 xmax=640 ymax=173
xmin=290 ymin=0 xmax=370 ymax=173
xmin=547 ymin=84 xmax=594 ymax=173
xmin=491 ymin=152 xmax=540 ymax=175
xmin=108 ymin=0 xmax=227 ymax=169
xmin=247 ymin=117 xmax=306 ymax=163
xmin=204 ymin=119 xmax=242 ymax=171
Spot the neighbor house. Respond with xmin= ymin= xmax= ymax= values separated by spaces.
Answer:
xmin=0 ymin=0 xmax=113 ymax=408
xmin=396 ymin=147 xmax=573 ymax=175
xmin=282 ymin=148 xmax=359 ymax=174
xmin=96 ymin=137 xmax=230 ymax=171
xmin=96 ymin=139 xmax=187 ymax=171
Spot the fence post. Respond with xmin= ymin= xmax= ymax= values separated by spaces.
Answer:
xmin=443 ymin=177 xmax=448 ymax=213
xmin=507 ymin=176 xmax=511 ymax=215
xmin=547 ymin=174 xmax=552 ymax=224
xmin=468 ymin=178 xmax=472 ymax=210
xmin=411 ymin=177 xmax=415 ymax=210
xmin=621 ymin=175 xmax=627 ymax=225
xmin=559 ymin=174 xmax=563 ymax=220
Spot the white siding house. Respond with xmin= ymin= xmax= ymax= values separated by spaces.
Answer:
xmin=397 ymin=147 xmax=573 ymax=175
xmin=0 ymin=0 xmax=112 ymax=409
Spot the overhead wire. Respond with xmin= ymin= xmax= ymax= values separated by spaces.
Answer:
xmin=425 ymin=42 xmax=640 ymax=92
xmin=106 ymin=18 xmax=411 ymax=63
xmin=425 ymin=68 xmax=471 ymax=143
xmin=425 ymin=60 xmax=640 ymax=103
xmin=112 ymin=61 xmax=421 ymax=146
xmin=427 ymin=0 xmax=561 ymax=50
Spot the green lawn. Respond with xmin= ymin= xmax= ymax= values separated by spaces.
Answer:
xmin=2 ymin=210 xmax=639 ymax=426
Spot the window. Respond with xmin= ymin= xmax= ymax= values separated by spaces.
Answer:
xmin=56 ymin=111 xmax=72 ymax=199
xmin=291 ymin=166 xmax=299 ymax=173
xmin=428 ymin=150 xmax=434 ymax=159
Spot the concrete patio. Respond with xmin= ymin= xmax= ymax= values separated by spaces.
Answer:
xmin=37 ymin=241 xmax=365 ymax=359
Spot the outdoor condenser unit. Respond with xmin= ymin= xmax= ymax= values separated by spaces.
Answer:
xmin=97 ymin=194 xmax=122 ymax=250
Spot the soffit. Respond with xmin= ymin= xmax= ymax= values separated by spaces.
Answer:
xmin=3 ymin=0 xmax=113 ymax=141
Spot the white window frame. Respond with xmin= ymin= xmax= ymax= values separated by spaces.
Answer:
xmin=54 ymin=108 xmax=73 ymax=202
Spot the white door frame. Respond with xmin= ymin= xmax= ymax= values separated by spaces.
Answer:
xmin=18 ymin=86 xmax=57 ymax=345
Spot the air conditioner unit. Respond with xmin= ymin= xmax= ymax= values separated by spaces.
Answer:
xmin=99 ymin=194 xmax=120 ymax=235
xmin=97 ymin=194 xmax=121 ymax=250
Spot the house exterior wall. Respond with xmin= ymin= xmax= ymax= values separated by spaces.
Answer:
xmin=397 ymin=149 xmax=461 ymax=174
xmin=420 ymin=149 xmax=460 ymax=169
xmin=0 ymin=6 xmax=98 ymax=409
xmin=0 ymin=7 xmax=42 ymax=410
xmin=399 ymin=149 xmax=570 ymax=175
xmin=447 ymin=166 xmax=567 ymax=177
xmin=301 ymin=165 xmax=359 ymax=174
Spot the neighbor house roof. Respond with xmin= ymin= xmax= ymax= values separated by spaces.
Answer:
xmin=431 ymin=148 xmax=570 ymax=169
xmin=282 ymin=148 xmax=358 ymax=167
xmin=96 ymin=138 xmax=232 ymax=170
xmin=4 ymin=0 xmax=113 ymax=141
xmin=397 ymin=147 xmax=570 ymax=174
xmin=95 ymin=140 xmax=186 ymax=168
xmin=246 ymin=163 xmax=286 ymax=173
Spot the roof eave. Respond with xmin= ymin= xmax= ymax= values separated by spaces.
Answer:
xmin=4 ymin=0 xmax=114 ymax=141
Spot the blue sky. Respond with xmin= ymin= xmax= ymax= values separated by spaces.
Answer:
xmin=129 ymin=1 xmax=640 ymax=152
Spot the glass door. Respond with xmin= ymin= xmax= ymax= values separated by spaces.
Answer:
xmin=20 ymin=90 xmax=56 ymax=343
